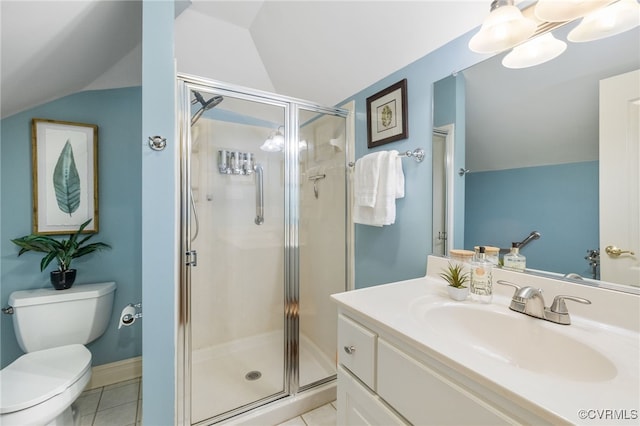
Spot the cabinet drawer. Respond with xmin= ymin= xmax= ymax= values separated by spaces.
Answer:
xmin=337 ymin=366 xmax=407 ymax=425
xmin=377 ymin=339 xmax=512 ymax=425
xmin=338 ymin=314 xmax=376 ymax=389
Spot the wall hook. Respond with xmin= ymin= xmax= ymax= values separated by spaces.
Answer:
xmin=148 ymin=135 xmax=167 ymax=151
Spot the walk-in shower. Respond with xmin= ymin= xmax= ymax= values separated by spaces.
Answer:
xmin=177 ymin=75 xmax=350 ymax=425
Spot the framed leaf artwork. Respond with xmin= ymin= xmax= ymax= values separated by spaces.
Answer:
xmin=31 ymin=119 xmax=99 ymax=234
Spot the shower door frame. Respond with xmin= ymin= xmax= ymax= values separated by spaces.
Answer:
xmin=176 ymin=74 xmax=351 ymax=425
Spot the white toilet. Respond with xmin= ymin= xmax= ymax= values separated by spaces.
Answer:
xmin=0 ymin=282 xmax=116 ymax=426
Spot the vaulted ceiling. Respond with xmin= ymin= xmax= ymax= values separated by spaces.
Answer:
xmin=1 ymin=1 xmax=488 ymax=118
xmin=1 ymin=1 xmax=143 ymax=118
xmin=3 ymin=1 xmax=638 ymax=173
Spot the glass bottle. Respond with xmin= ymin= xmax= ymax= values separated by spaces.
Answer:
xmin=470 ymin=246 xmax=493 ymax=303
xmin=474 ymin=245 xmax=500 ymax=266
xmin=503 ymin=242 xmax=526 ymax=272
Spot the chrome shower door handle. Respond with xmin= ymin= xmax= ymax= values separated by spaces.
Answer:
xmin=254 ymin=164 xmax=264 ymax=225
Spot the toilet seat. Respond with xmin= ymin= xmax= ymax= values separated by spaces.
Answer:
xmin=0 ymin=344 xmax=91 ymax=415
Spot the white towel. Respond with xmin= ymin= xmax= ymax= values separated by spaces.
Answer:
xmin=353 ymin=150 xmax=405 ymax=226
xmin=354 ymin=151 xmax=385 ymax=207
xmin=395 ymin=154 xmax=404 ymax=199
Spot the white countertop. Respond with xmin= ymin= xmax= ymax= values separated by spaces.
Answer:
xmin=332 ymin=275 xmax=640 ymax=425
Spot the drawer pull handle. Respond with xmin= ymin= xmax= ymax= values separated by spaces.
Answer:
xmin=344 ymin=345 xmax=356 ymax=354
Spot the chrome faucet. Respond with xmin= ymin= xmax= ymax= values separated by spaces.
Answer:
xmin=497 ymin=280 xmax=591 ymax=325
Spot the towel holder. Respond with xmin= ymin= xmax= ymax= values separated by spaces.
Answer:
xmin=399 ymin=148 xmax=425 ymax=162
xmin=348 ymin=148 xmax=424 ymax=167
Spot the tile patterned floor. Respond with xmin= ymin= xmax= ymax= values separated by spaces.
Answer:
xmin=76 ymin=378 xmax=335 ymax=426
xmin=277 ymin=402 xmax=337 ymax=426
xmin=76 ymin=379 xmax=142 ymax=426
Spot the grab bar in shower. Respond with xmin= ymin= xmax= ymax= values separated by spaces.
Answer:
xmin=254 ymin=164 xmax=264 ymax=225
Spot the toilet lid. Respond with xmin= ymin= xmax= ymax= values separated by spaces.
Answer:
xmin=0 ymin=344 xmax=91 ymax=414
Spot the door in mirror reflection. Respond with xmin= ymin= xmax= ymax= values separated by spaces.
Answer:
xmin=432 ymin=131 xmax=447 ymax=256
xmin=599 ymin=69 xmax=640 ymax=287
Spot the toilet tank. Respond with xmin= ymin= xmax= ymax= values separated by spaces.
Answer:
xmin=8 ymin=282 xmax=116 ymax=353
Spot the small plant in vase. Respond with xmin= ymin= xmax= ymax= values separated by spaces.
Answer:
xmin=11 ymin=219 xmax=111 ymax=290
xmin=440 ymin=262 xmax=470 ymax=301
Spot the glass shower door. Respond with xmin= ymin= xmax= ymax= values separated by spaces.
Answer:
xmin=298 ymin=108 xmax=347 ymax=388
xmin=187 ymin=89 xmax=287 ymax=423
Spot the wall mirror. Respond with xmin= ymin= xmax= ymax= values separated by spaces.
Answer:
xmin=433 ymin=18 xmax=639 ymax=293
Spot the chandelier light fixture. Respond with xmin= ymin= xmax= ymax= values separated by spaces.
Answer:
xmin=469 ymin=0 xmax=537 ymax=54
xmin=260 ymin=126 xmax=285 ymax=152
xmin=471 ymin=0 xmax=640 ymax=68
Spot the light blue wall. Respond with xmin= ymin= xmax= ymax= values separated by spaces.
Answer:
xmin=141 ymin=0 xmax=177 ymax=423
xmin=465 ymin=161 xmax=599 ymax=277
xmin=345 ymin=31 xmax=488 ymax=288
xmin=0 ymin=87 xmax=142 ymax=368
xmin=434 ymin=75 xmax=456 ymax=126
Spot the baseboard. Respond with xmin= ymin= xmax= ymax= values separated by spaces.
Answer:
xmin=86 ymin=356 xmax=142 ymax=390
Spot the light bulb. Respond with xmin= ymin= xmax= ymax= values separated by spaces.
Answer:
xmin=568 ymin=0 xmax=640 ymax=42
xmin=502 ymin=33 xmax=567 ymax=69
xmin=469 ymin=4 xmax=537 ymax=53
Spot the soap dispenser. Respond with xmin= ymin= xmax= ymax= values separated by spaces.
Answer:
xmin=470 ymin=246 xmax=493 ymax=303
xmin=503 ymin=242 xmax=526 ymax=272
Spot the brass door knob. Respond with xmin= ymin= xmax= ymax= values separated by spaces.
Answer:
xmin=605 ymin=245 xmax=635 ymax=257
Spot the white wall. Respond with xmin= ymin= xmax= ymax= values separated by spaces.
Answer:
xmin=174 ymin=8 xmax=275 ymax=93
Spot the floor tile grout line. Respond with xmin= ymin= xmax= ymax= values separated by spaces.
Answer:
xmin=90 ymin=387 xmax=104 ymax=426
xmin=85 ymin=380 xmax=335 ymax=426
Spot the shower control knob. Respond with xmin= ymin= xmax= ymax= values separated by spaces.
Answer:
xmin=343 ymin=345 xmax=356 ymax=355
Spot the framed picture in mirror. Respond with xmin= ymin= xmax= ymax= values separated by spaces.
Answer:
xmin=31 ymin=118 xmax=99 ymax=235
xmin=366 ymin=78 xmax=408 ymax=148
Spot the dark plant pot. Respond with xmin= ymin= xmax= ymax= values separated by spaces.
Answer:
xmin=50 ymin=269 xmax=77 ymax=290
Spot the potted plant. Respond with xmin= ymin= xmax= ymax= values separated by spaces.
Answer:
xmin=11 ymin=219 xmax=111 ymax=290
xmin=440 ymin=262 xmax=470 ymax=301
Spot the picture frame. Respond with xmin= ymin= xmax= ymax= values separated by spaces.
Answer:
xmin=366 ymin=78 xmax=408 ymax=148
xmin=31 ymin=118 xmax=99 ymax=234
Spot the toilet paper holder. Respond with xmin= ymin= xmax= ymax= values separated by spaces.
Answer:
xmin=118 ymin=302 xmax=142 ymax=329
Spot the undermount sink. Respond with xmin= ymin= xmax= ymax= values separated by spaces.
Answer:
xmin=420 ymin=303 xmax=617 ymax=382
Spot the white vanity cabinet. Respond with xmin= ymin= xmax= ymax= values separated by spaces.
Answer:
xmin=337 ymin=313 xmax=407 ymax=425
xmin=333 ymin=258 xmax=640 ymax=426
xmin=336 ymin=311 xmax=521 ymax=426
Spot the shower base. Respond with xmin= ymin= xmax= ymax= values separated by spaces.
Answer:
xmin=191 ymin=330 xmax=335 ymax=424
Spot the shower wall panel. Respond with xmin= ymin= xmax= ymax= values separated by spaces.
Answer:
xmin=299 ymin=112 xmax=347 ymax=387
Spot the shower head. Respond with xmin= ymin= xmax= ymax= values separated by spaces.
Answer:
xmin=191 ymin=91 xmax=206 ymax=105
xmin=191 ymin=92 xmax=224 ymax=126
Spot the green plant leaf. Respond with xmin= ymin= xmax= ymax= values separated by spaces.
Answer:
xmin=440 ymin=262 xmax=469 ymax=288
xmin=40 ymin=251 xmax=58 ymax=271
xmin=10 ymin=218 xmax=110 ymax=272
xmin=53 ymin=140 xmax=81 ymax=216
